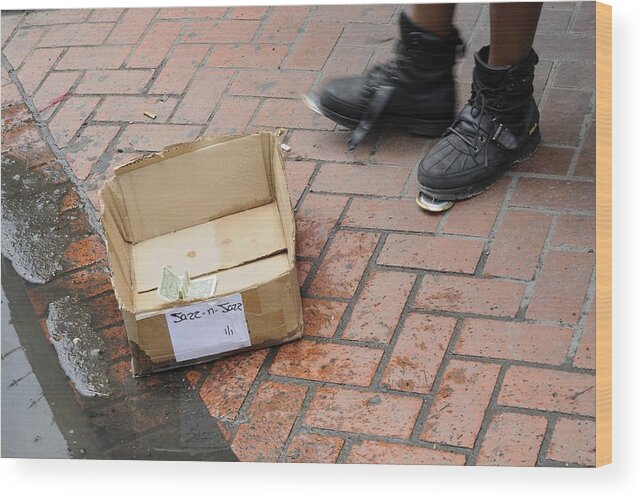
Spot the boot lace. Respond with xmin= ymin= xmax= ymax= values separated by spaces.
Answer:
xmin=446 ymin=70 xmax=531 ymax=165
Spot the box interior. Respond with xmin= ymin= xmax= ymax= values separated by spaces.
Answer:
xmin=100 ymin=133 xmax=295 ymax=315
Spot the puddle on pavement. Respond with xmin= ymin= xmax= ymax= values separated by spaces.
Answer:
xmin=1 ymin=154 xmax=70 ymax=284
xmin=2 ymin=251 xmax=238 ymax=461
xmin=46 ymin=296 xmax=112 ymax=398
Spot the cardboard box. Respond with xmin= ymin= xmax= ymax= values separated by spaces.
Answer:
xmin=99 ymin=132 xmax=303 ymax=376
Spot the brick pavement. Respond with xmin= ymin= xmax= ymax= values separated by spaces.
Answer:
xmin=1 ymin=3 xmax=597 ymax=466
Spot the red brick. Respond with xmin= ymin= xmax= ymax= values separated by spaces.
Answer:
xmin=149 ymin=44 xmax=209 ymax=94
xmin=288 ymin=130 xmax=374 ymax=163
xmin=415 ymin=274 xmax=526 ymax=318
xmin=484 ymin=210 xmax=551 ymax=280
xmin=62 ymin=234 xmax=107 ymax=271
xmin=574 ymin=300 xmax=596 ymax=370
xmin=22 ymin=9 xmax=90 ymax=26
xmin=526 ymin=250 xmax=594 ymax=324
xmin=1 ymin=12 xmax=23 ymax=45
xmin=514 ymin=145 xmax=575 ymax=175
xmin=379 ymin=234 xmax=484 ymax=274
xmin=476 ymin=412 xmax=548 ymax=466
xmin=308 ymin=230 xmax=379 ymax=299
xmin=172 ymin=68 xmax=235 ymax=124
xmin=33 ymin=71 xmax=80 ymax=120
xmin=295 ymin=193 xmax=348 ymax=258
xmin=204 ymin=96 xmax=260 ymax=136
xmin=207 ymin=44 xmax=288 ymax=69
xmin=1 ymin=82 xmax=23 ymax=108
xmin=126 ymin=21 xmax=182 ymax=68
xmin=574 ymin=121 xmax=595 ymax=177
xmin=372 ymin=132 xmax=431 ymax=168
xmin=105 ymin=8 xmax=156 ymax=45
xmin=304 ymin=386 xmax=422 ymax=439
xmin=87 ymin=292 xmax=122 ymax=329
xmin=257 ymin=6 xmax=311 ymax=44
xmin=4 ymin=27 xmax=45 ymax=68
xmin=1 ymin=100 xmax=29 ymax=130
xmin=284 ymin=433 xmax=343 ymax=463
xmin=58 ymin=46 xmax=131 ymax=70
xmin=285 ymin=22 xmax=342 ymax=70
xmin=198 ymin=349 xmax=268 ymax=419
xmin=555 ymin=61 xmax=595 ymax=90
xmin=88 ymin=9 xmax=125 ymax=23
xmin=229 ymin=69 xmax=316 ymax=99
xmin=346 ymin=440 xmax=466 ymax=465
xmin=270 ymin=339 xmax=383 ymax=386
xmin=17 ymin=47 xmax=63 ymax=95
xmin=76 ymin=69 xmax=152 ymax=94
xmin=511 ymin=178 xmax=595 ymax=212
xmin=184 ymin=369 xmax=202 ymax=389
xmin=117 ymin=123 xmax=200 ymax=152
xmin=343 ymin=270 xmax=415 ymax=343
xmin=420 ymin=359 xmax=500 ymax=448
xmin=182 ymin=20 xmax=260 ymax=44
xmin=313 ymin=163 xmax=409 ymax=196
xmin=94 ymin=95 xmax=179 ymax=122
xmin=546 ymin=417 xmax=595 ymax=466
xmin=39 ymin=22 xmax=112 ymax=47
xmin=456 ymin=318 xmax=572 ymax=365
xmin=342 ymin=197 xmax=439 ymax=233
xmin=498 ymin=366 xmax=595 ymax=416
xmin=317 ymin=46 xmax=373 ymax=87
xmin=285 ymin=161 xmax=316 ymax=205
xmin=254 ymin=98 xmax=335 ymax=130
xmin=48 ymin=96 xmax=100 ymax=147
xmin=232 ymin=381 xmax=307 ymax=462
xmin=314 ymin=4 xmax=397 ymax=23
xmin=338 ymin=23 xmax=396 ymax=46
xmin=297 ymin=260 xmax=312 ymax=287
xmin=1 ymin=120 xmax=41 ymax=151
xmin=65 ymin=124 xmax=119 ymax=180
xmin=228 ymin=6 xmax=269 ymax=20
xmin=101 ymin=324 xmax=130 ymax=361
xmin=540 ymin=88 xmax=593 ymax=146
xmin=27 ymin=265 xmax=112 ymax=316
xmin=302 ymin=298 xmax=347 ymax=338
xmin=381 ymin=314 xmax=456 ymax=393
xmin=441 ymin=177 xmax=509 ymax=237
xmin=551 ymin=215 xmax=595 ymax=248
xmin=156 ymin=7 xmax=226 ymax=19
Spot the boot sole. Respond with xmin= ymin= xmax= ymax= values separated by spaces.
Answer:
xmin=304 ymin=92 xmax=453 ymax=138
xmin=417 ymin=130 xmax=542 ymax=202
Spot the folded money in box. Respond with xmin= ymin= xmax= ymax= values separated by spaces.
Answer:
xmin=99 ymin=132 xmax=304 ymax=376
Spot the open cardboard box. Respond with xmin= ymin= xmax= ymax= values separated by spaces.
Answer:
xmin=99 ymin=132 xmax=303 ymax=376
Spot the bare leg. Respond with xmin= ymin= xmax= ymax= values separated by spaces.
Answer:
xmin=407 ymin=3 xmax=456 ymax=37
xmin=489 ymin=2 xmax=543 ymax=65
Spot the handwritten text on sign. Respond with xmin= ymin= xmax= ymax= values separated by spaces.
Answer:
xmin=165 ymin=293 xmax=251 ymax=362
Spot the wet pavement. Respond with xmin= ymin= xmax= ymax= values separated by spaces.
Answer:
xmin=1 ymin=259 xmax=238 ymax=461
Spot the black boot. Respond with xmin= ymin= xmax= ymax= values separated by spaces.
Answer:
xmin=314 ymin=12 xmax=463 ymax=149
xmin=417 ymin=46 xmax=542 ymax=201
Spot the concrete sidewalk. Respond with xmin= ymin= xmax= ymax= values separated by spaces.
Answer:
xmin=1 ymin=3 xmax=596 ymax=465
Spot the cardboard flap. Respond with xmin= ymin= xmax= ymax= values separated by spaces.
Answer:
xmin=132 ymin=202 xmax=287 ymax=293
xmin=113 ymin=134 xmax=274 ymax=243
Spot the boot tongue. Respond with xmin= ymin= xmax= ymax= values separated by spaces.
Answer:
xmin=474 ymin=46 xmax=510 ymax=88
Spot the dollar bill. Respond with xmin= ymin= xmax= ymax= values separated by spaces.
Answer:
xmin=157 ymin=266 xmax=217 ymax=302
xmin=157 ymin=266 xmax=183 ymax=302
xmin=185 ymin=275 xmax=217 ymax=300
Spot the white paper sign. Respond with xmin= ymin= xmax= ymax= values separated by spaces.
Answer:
xmin=165 ymin=293 xmax=251 ymax=362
